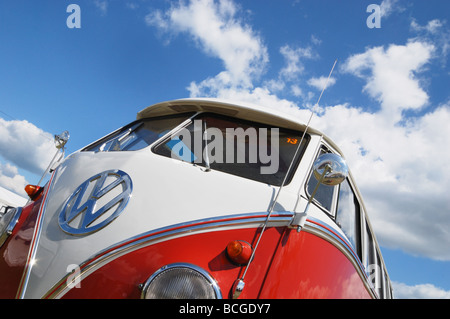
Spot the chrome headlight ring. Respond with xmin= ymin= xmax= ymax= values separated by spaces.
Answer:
xmin=0 ymin=207 xmax=23 ymax=248
xmin=141 ymin=263 xmax=222 ymax=299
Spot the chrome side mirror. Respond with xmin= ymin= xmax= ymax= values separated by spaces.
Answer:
xmin=290 ymin=153 xmax=348 ymax=232
xmin=309 ymin=153 xmax=348 ymax=205
xmin=313 ymin=153 xmax=348 ymax=186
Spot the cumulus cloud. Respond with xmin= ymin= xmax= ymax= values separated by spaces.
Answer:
xmin=393 ymin=281 xmax=450 ymax=299
xmin=380 ymin=0 xmax=404 ymax=18
xmin=0 ymin=118 xmax=56 ymax=176
xmin=410 ymin=18 xmax=450 ymax=61
xmin=0 ymin=162 xmax=28 ymax=196
xmin=341 ymin=41 xmax=434 ymax=123
xmin=145 ymin=0 xmax=323 ymax=102
xmin=313 ymin=102 xmax=450 ymax=261
xmin=307 ymin=40 xmax=450 ymax=261
xmin=146 ymin=0 xmax=268 ymax=89
xmin=279 ymin=45 xmax=315 ymax=81
xmin=94 ymin=0 xmax=108 ymax=16
xmin=307 ymin=76 xmax=336 ymax=91
xmin=0 ymin=118 xmax=58 ymax=197
xmin=411 ymin=19 xmax=444 ymax=34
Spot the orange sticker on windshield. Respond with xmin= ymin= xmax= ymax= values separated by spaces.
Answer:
xmin=286 ymin=137 xmax=298 ymax=145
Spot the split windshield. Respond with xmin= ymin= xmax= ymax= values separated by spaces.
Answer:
xmin=82 ymin=113 xmax=194 ymax=152
xmin=82 ymin=112 xmax=309 ymax=186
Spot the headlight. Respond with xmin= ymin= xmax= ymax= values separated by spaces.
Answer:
xmin=141 ymin=263 xmax=222 ymax=299
xmin=0 ymin=207 xmax=22 ymax=248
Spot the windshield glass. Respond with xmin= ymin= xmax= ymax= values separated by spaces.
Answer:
xmin=153 ymin=113 xmax=309 ymax=186
xmin=82 ymin=113 xmax=194 ymax=152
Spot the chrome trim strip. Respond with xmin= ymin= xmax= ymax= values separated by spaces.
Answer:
xmin=46 ymin=211 xmax=294 ymax=298
xmin=16 ymin=173 xmax=56 ymax=299
xmin=141 ymin=263 xmax=222 ymax=299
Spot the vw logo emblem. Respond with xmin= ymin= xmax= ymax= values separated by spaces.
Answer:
xmin=59 ymin=170 xmax=132 ymax=236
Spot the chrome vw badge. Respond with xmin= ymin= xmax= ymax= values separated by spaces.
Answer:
xmin=59 ymin=170 xmax=132 ymax=236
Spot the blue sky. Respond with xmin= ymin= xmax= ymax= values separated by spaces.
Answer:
xmin=0 ymin=0 xmax=449 ymax=298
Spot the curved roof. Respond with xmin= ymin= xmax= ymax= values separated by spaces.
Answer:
xmin=137 ymin=98 xmax=344 ymax=156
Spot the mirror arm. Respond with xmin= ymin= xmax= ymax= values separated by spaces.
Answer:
xmin=290 ymin=164 xmax=331 ymax=232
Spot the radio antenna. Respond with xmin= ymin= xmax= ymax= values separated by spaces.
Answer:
xmin=305 ymin=59 xmax=337 ymax=130
xmin=232 ymin=59 xmax=338 ymax=299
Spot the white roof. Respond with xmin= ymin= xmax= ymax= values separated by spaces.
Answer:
xmin=137 ymin=98 xmax=343 ymax=156
xmin=0 ymin=186 xmax=28 ymax=207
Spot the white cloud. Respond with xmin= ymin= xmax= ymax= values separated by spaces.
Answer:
xmin=0 ymin=118 xmax=56 ymax=176
xmin=146 ymin=1 xmax=322 ymax=102
xmin=126 ymin=2 xmax=139 ymax=10
xmin=342 ymin=41 xmax=434 ymax=124
xmin=380 ymin=0 xmax=403 ymax=18
xmin=145 ymin=10 xmax=170 ymax=33
xmin=290 ymin=84 xmax=303 ymax=97
xmin=315 ymin=41 xmax=450 ymax=260
xmin=146 ymin=0 xmax=268 ymax=89
xmin=0 ymin=163 xmax=28 ymax=197
xmin=393 ymin=281 xmax=450 ymax=299
xmin=313 ymin=102 xmax=450 ymax=261
xmin=410 ymin=19 xmax=450 ymax=60
xmin=411 ymin=19 xmax=444 ymax=34
xmin=279 ymin=45 xmax=315 ymax=81
xmin=307 ymin=76 xmax=336 ymax=91
xmin=94 ymin=0 xmax=108 ymax=16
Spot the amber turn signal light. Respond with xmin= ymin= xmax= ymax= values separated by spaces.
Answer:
xmin=226 ymin=240 xmax=253 ymax=265
xmin=25 ymin=184 xmax=42 ymax=201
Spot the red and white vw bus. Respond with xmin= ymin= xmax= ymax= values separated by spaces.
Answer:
xmin=0 ymin=98 xmax=393 ymax=299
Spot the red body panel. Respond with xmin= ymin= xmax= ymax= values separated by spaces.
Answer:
xmin=1 ymin=196 xmax=371 ymax=299
xmin=0 ymin=200 xmax=40 ymax=298
xmin=56 ymin=226 xmax=371 ymax=299
xmin=259 ymin=229 xmax=370 ymax=298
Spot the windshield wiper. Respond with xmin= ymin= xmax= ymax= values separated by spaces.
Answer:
xmin=98 ymin=122 xmax=143 ymax=152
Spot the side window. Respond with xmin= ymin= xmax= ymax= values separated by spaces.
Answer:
xmin=335 ymin=179 xmax=362 ymax=258
xmin=363 ymin=221 xmax=383 ymax=296
xmin=364 ymin=222 xmax=376 ymax=283
xmin=306 ymin=148 xmax=337 ymax=212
